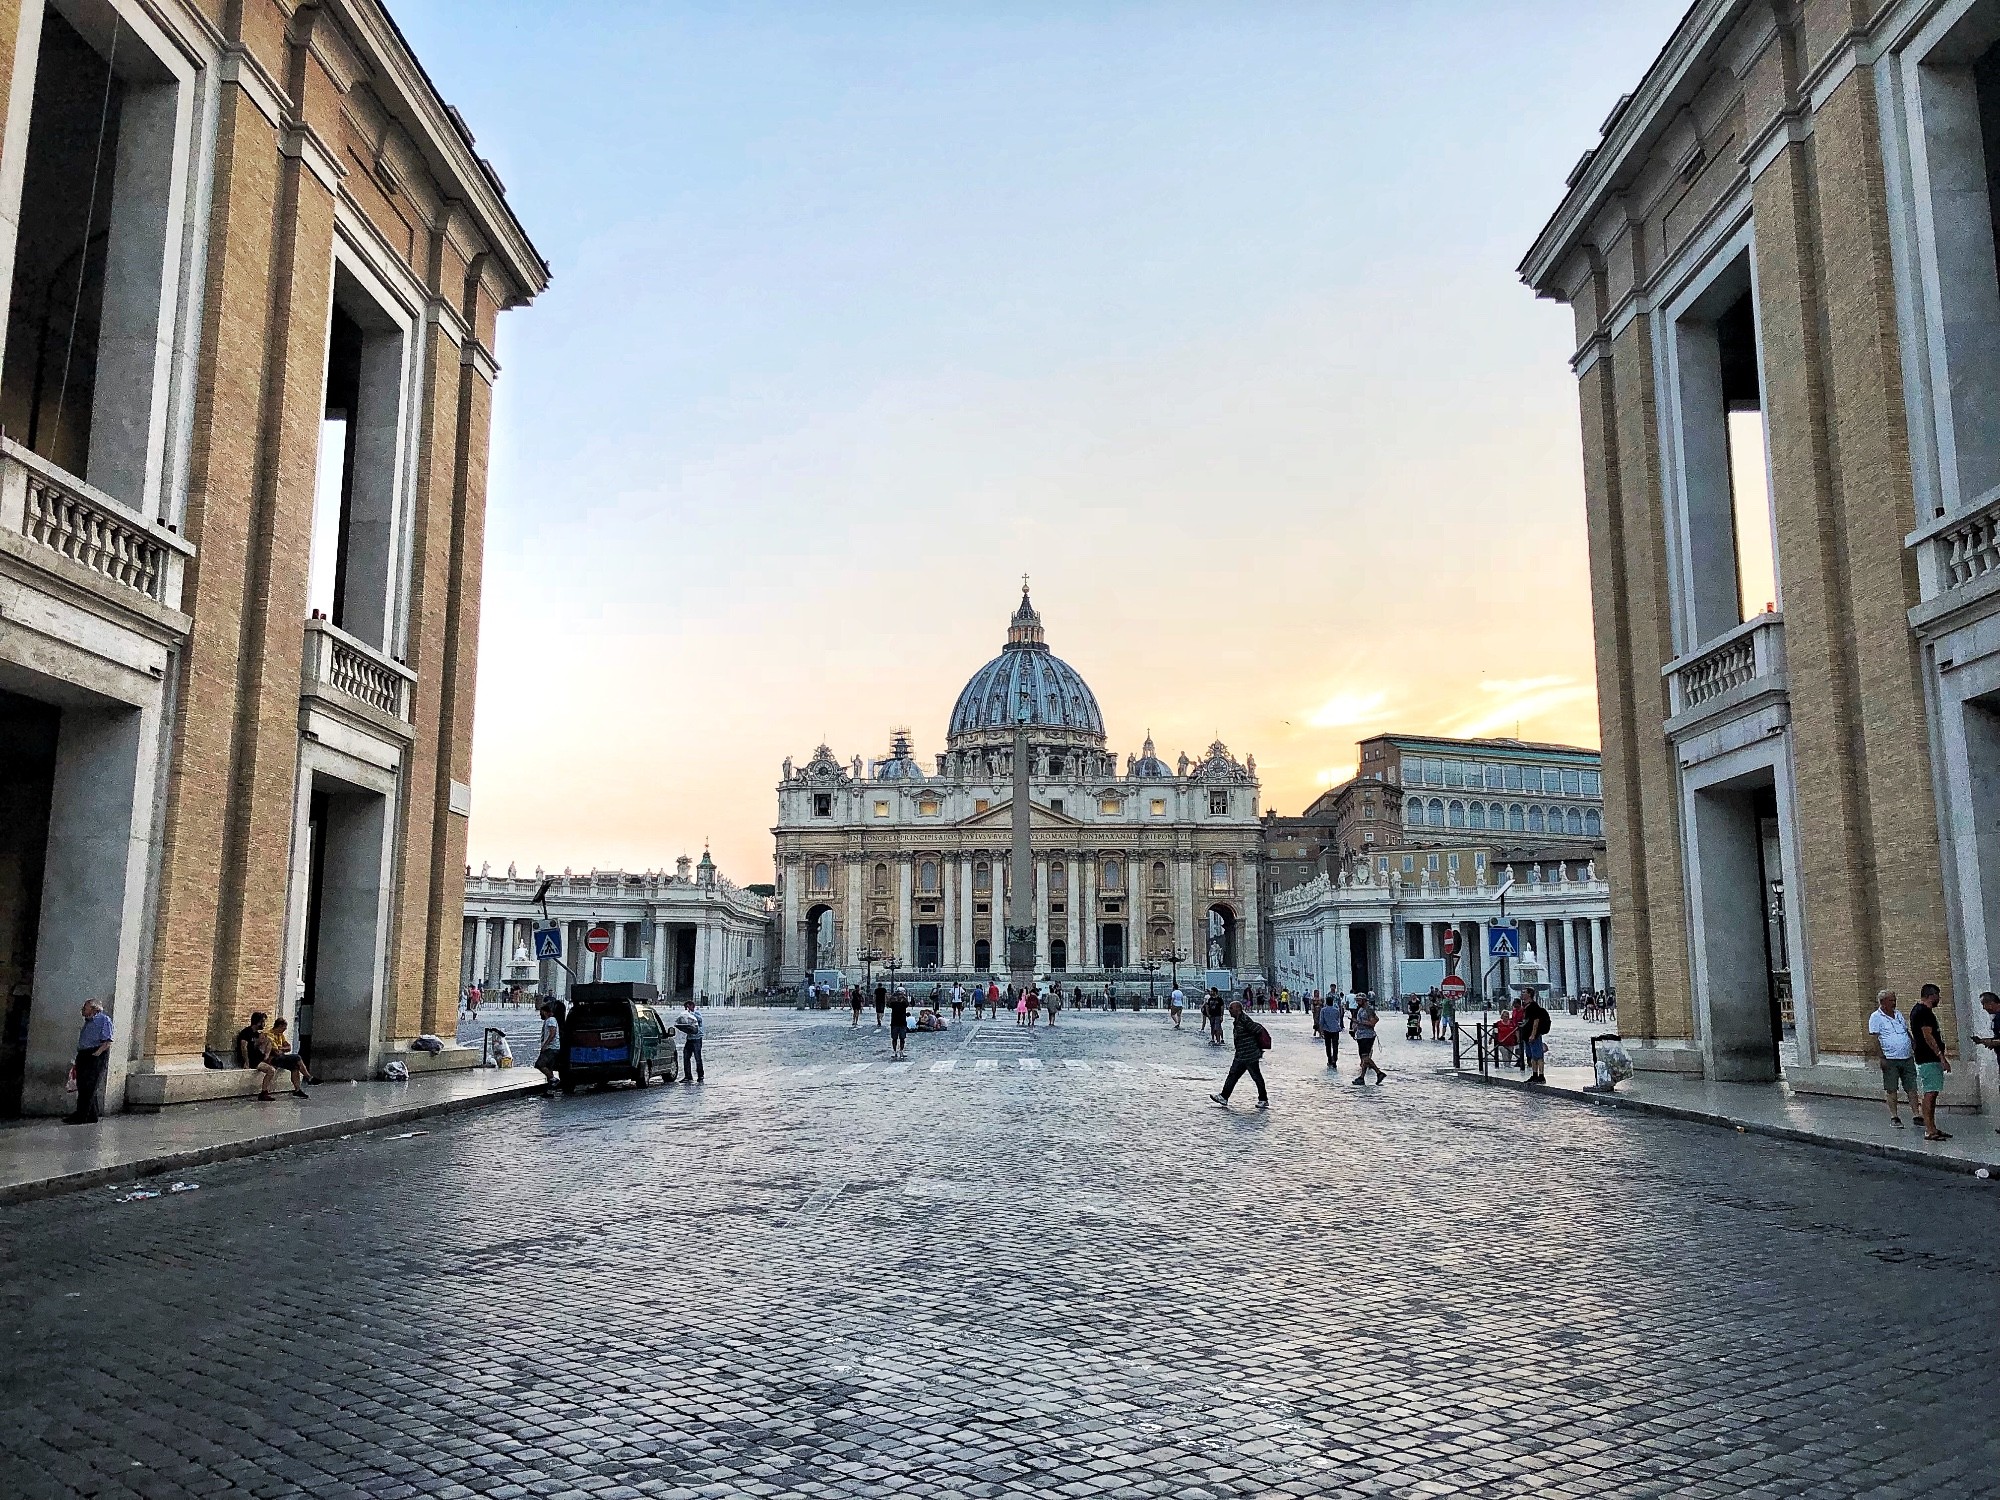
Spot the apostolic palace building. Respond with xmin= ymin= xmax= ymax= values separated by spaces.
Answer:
xmin=773 ymin=588 xmax=1263 ymax=990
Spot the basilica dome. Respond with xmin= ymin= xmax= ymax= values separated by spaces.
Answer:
xmin=947 ymin=587 xmax=1106 ymax=747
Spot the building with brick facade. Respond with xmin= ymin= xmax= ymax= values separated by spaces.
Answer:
xmin=1522 ymin=0 xmax=2000 ymax=1112
xmin=773 ymin=588 xmax=1264 ymax=990
xmin=0 ymin=0 xmax=545 ymax=1115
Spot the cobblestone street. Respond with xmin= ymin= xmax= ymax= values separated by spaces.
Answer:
xmin=3 ymin=1011 xmax=1996 ymax=1499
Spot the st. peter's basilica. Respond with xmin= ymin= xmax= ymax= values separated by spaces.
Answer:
xmin=773 ymin=588 xmax=1262 ymax=988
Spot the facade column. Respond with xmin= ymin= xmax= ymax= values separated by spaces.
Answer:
xmin=650 ymin=912 xmax=669 ymax=990
xmin=898 ymin=857 xmax=915 ymax=967
xmin=846 ymin=858 xmax=865 ymax=968
xmin=781 ymin=855 xmax=801 ymax=978
xmin=1376 ymin=922 xmax=1395 ymax=999
xmin=471 ymin=919 xmax=491 ymax=990
xmin=1040 ymin=856 xmax=1056 ymax=976
xmin=1561 ymin=917 xmax=1580 ymax=1000
xmin=1174 ymin=855 xmax=1196 ymax=966
xmin=1589 ymin=917 xmax=1606 ymax=992
xmin=940 ymin=856 xmax=956 ymax=970
xmin=692 ymin=924 xmax=710 ymax=1002
xmin=960 ymin=855 xmax=976 ymax=970
xmin=1239 ymin=862 xmax=1260 ymax=976
xmin=1332 ymin=918 xmax=1351 ymax=993
xmin=1088 ymin=856 xmax=1104 ymax=976
xmin=1064 ymin=857 xmax=1079 ymax=974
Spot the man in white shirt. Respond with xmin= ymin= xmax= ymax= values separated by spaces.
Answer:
xmin=1168 ymin=986 xmax=1186 ymax=1029
xmin=1867 ymin=988 xmax=1920 ymax=1128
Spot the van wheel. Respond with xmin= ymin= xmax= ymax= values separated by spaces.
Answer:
xmin=633 ymin=1062 xmax=651 ymax=1088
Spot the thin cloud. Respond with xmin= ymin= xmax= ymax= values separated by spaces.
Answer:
xmin=1444 ymin=677 xmax=1594 ymax=741
xmin=1307 ymin=690 xmax=1391 ymax=730
xmin=1314 ymin=763 xmax=1358 ymax=788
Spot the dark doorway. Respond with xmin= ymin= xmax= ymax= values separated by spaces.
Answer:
xmin=917 ymin=924 xmax=941 ymax=969
xmin=1099 ymin=923 xmax=1126 ymax=970
xmin=0 ymin=689 xmax=59 ymax=1117
xmin=974 ymin=938 xmax=991 ymax=972
xmin=1349 ymin=925 xmax=1373 ymax=994
xmin=804 ymin=904 xmax=833 ymax=972
xmin=1049 ymin=938 xmax=1066 ymax=972
xmin=672 ymin=928 xmax=697 ymax=997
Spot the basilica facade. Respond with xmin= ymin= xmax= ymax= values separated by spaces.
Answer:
xmin=773 ymin=589 xmax=1263 ymax=988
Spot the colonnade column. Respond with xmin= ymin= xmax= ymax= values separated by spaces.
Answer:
xmin=470 ymin=919 xmax=491 ymax=989
xmin=1560 ymin=918 xmax=1580 ymax=1000
xmin=1375 ymin=923 xmax=1395 ymax=998
xmin=1040 ymin=856 xmax=1056 ymax=976
xmin=1331 ymin=920 xmax=1350 ymax=993
xmin=1589 ymin=917 xmax=1606 ymax=991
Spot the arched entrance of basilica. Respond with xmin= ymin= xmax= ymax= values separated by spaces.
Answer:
xmin=1206 ymin=904 xmax=1237 ymax=970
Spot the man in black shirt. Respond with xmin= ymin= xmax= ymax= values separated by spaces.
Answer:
xmin=1209 ymin=1000 xmax=1269 ymax=1109
xmin=1910 ymin=982 xmax=1951 ymax=1142
xmin=874 ymin=984 xmax=887 ymax=1029
xmin=1521 ymin=995 xmax=1553 ymax=1084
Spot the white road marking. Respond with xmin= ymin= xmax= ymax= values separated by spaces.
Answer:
xmin=1062 ymin=1059 xmax=1090 ymax=1071
xmin=974 ymin=1060 xmax=998 ymax=1071
xmin=839 ymin=1062 xmax=874 ymax=1076
xmin=929 ymin=1060 xmax=957 ymax=1072
xmin=1017 ymin=1058 xmax=1041 ymax=1071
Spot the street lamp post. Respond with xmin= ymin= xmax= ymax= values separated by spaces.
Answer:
xmin=859 ymin=945 xmax=888 ymax=996
xmin=1140 ymin=959 xmax=1160 ymax=1006
xmin=1165 ymin=946 xmax=1190 ymax=993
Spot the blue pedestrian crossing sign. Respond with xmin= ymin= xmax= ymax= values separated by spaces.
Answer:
xmin=532 ymin=926 xmax=563 ymax=961
xmin=1486 ymin=924 xmax=1521 ymax=960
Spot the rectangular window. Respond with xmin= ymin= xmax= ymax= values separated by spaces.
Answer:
xmin=1401 ymin=855 xmax=1414 ymax=873
xmin=1581 ymin=770 xmax=1601 ymax=797
xmin=1504 ymin=765 xmax=1523 ymax=792
xmin=1561 ymin=769 xmax=1580 ymax=796
xmin=873 ymin=801 xmax=889 ymax=818
xmin=1050 ymin=798 xmax=1064 ymax=814
xmin=1100 ymin=797 xmax=1121 ymax=815
xmin=1448 ymin=853 xmax=1459 ymax=872
xmin=917 ymin=798 xmax=939 ymax=816
xmin=0 ymin=7 xmax=187 ymax=510
xmin=307 ymin=269 xmax=411 ymax=649
xmin=1443 ymin=761 xmax=1463 ymax=789
xmin=1426 ymin=853 xmax=1439 ymax=872
xmin=1376 ymin=856 xmax=1388 ymax=874
xmin=1208 ymin=790 xmax=1228 ymax=816
xmin=1150 ymin=798 xmax=1166 ymax=815
xmin=1474 ymin=853 xmax=1486 ymax=870
xmin=974 ymin=798 xmax=989 ymax=813
xmin=1485 ymin=765 xmax=1504 ymax=790
xmin=812 ymin=793 xmax=832 ymax=817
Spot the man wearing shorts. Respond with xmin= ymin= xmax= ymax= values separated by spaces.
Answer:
xmin=1868 ymin=989 xmax=1921 ymax=1128
xmin=1168 ymin=986 xmax=1186 ymax=1030
xmin=1910 ymin=982 xmax=1952 ymax=1142
xmin=535 ymin=1001 xmax=563 ymax=1096
xmin=1521 ymin=994 xmax=1552 ymax=1084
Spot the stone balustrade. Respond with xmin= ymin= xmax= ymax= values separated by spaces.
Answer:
xmin=0 ymin=437 xmax=192 ymax=611
xmin=1933 ymin=489 xmax=2000 ymax=592
xmin=1666 ymin=613 xmax=1786 ymax=720
xmin=302 ymin=617 xmax=415 ymax=724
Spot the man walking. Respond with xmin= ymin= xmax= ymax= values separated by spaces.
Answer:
xmin=676 ymin=1000 xmax=705 ymax=1083
xmin=1868 ymin=989 xmax=1921 ymax=1127
xmin=64 ymin=999 xmax=113 ymax=1125
xmin=1210 ymin=999 xmax=1270 ymax=1109
xmin=1910 ymin=982 xmax=1952 ymax=1141
xmin=874 ymin=983 xmax=887 ymax=1029
xmin=1317 ymin=992 xmax=1343 ymax=1069
xmin=889 ymin=987 xmax=911 ymax=1059
xmin=1168 ymin=985 xmax=1186 ymax=1030
xmin=1351 ymin=996 xmax=1386 ymax=1084
xmin=850 ymin=986 xmax=864 ymax=1027
xmin=1204 ymin=991 xmax=1226 ymax=1046
xmin=535 ymin=1000 xmax=563 ymax=1096
xmin=1521 ymin=992 xmax=1552 ymax=1084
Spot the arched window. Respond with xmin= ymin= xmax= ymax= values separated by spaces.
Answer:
xmin=974 ymin=861 xmax=991 ymax=892
xmin=1565 ymin=808 xmax=1584 ymax=836
xmin=1448 ymin=800 xmax=1465 ymax=829
xmin=1406 ymin=797 xmax=1421 ymax=826
xmin=1468 ymin=803 xmax=1487 ymax=831
xmin=874 ymin=862 xmax=890 ymax=894
xmin=919 ymin=859 xmax=938 ymax=892
xmin=1151 ymin=859 xmax=1167 ymax=890
xmin=1527 ymin=807 xmax=1545 ymax=833
xmin=1104 ymin=860 xmax=1122 ymax=891
xmin=1585 ymin=809 xmax=1602 ymax=837
xmin=811 ymin=861 xmax=829 ymax=890
xmin=1210 ymin=858 xmax=1230 ymax=891
xmin=1508 ymin=803 xmax=1526 ymax=832
xmin=1052 ymin=861 xmax=1067 ymax=891
xmin=1426 ymin=798 xmax=1445 ymax=828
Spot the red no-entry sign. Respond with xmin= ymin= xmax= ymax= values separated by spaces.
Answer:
xmin=1441 ymin=973 xmax=1467 ymax=996
xmin=584 ymin=926 xmax=612 ymax=955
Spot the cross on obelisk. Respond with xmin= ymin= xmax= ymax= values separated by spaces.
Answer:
xmin=1007 ymin=678 xmax=1037 ymax=989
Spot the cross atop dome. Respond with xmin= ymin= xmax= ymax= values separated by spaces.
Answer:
xmin=1006 ymin=578 xmax=1045 ymax=647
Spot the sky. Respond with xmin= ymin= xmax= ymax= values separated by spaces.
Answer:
xmin=386 ymin=0 xmax=1693 ymax=887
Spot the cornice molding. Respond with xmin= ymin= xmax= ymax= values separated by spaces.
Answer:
xmin=219 ymin=45 xmax=289 ymax=131
xmin=281 ymin=123 xmax=345 ymax=194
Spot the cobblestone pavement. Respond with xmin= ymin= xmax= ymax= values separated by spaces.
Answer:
xmin=4 ymin=1011 xmax=1997 ymax=1499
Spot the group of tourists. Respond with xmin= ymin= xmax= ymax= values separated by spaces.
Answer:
xmin=1869 ymin=984 xmax=2000 ymax=1141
